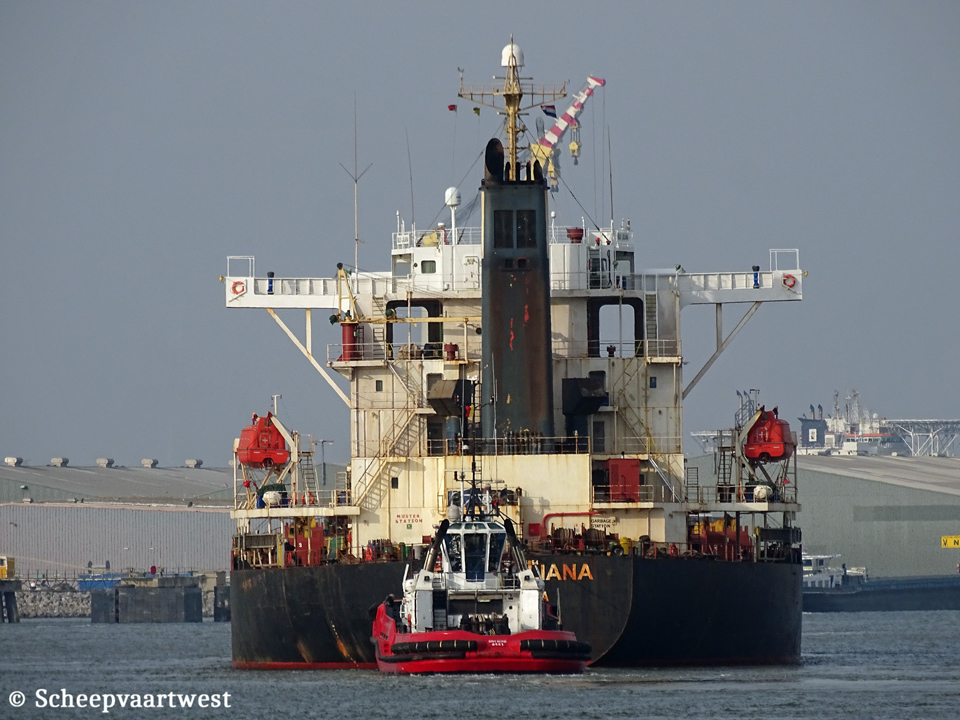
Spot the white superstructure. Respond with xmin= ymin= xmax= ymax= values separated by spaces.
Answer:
xmin=223 ymin=45 xmax=806 ymax=560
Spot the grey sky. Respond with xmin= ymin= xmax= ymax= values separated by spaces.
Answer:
xmin=2 ymin=2 xmax=958 ymax=466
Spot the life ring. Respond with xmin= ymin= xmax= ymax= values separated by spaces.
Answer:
xmin=782 ymin=274 xmax=796 ymax=289
xmin=669 ymin=543 xmax=679 ymax=557
xmin=231 ymin=281 xmax=246 ymax=295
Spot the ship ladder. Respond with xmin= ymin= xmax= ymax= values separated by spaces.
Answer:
xmin=299 ymin=454 xmax=321 ymax=505
xmin=371 ymin=296 xmax=388 ymax=359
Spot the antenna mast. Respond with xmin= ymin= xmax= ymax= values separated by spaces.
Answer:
xmin=340 ymin=95 xmax=372 ymax=291
xmin=459 ymin=38 xmax=566 ymax=181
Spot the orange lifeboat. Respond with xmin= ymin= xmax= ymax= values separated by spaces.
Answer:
xmin=743 ymin=406 xmax=795 ymax=464
xmin=237 ymin=412 xmax=290 ymax=469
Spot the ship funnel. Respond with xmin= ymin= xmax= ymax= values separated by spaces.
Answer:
xmin=484 ymin=139 xmax=504 ymax=184
xmin=480 ymin=136 xmax=554 ymax=441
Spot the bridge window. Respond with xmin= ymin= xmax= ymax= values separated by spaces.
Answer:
xmin=463 ymin=532 xmax=487 ymax=582
xmin=488 ymin=533 xmax=506 ymax=571
xmin=593 ymin=420 xmax=606 ymax=453
xmin=516 ymin=210 xmax=536 ymax=248
xmin=421 ymin=260 xmax=436 ymax=274
xmin=494 ymin=210 xmax=513 ymax=249
xmin=444 ymin=534 xmax=462 ymax=572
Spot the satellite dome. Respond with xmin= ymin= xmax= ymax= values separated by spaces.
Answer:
xmin=444 ymin=187 xmax=461 ymax=207
xmin=501 ymin=43 xmax=524 ymax=68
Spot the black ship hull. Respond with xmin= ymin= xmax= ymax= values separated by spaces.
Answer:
xmin=232 ymin=556 xmax=802 ymax=668
xmin=803 ymin=576 xmax=960 ymax=613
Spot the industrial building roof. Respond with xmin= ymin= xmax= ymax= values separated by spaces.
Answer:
xmin=0 ymin=464 xmax=234 ymax=504
xmin=0 ymin=460 xmax=349 ymax=505
xmin=798 ymin=454 xmax=960 ymax=498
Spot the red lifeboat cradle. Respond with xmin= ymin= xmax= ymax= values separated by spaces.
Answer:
xmin=372 ymin=506 xmax=590 ymax=674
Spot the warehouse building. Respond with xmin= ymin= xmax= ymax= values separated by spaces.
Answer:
xmin=0 ymin=460 xmax=234 ymax=575
xmin=0 ymin=456 xmax=349 ymax=577
xmin=688 ymin=453 xmax=960 ymax=577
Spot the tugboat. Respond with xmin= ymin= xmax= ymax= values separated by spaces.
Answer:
xmin=372 ymin=475 xmax=590 ymax=674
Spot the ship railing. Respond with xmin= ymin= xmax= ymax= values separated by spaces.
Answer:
xmin=393 ymin=227 xmax=483 ymax=249
xmin=684 ymin=482 xmax=798 ymax=505
xmin=548 ymin=224 xmax=633 ymax=246
xmin=606 ymin=436 xmax=683 ymax=456
xmin=591 ymin=483 xmax=678 ymax=504
xmin=530 ymin=537 xmax=760 ymax=562
xmin=16 ymin=568 xmax=201 ymax=585
xmin=236 ymin=487 xmax=353 ymax=511
xmin=327 ymin=341 xmax=482 ymax=364
xmin=390 ymin=224 xmax=632 ymax=252
xmin=548 ymin=272 xmax=634 ymax=292
xmin=497 ymin=573 xmax=521 ymax=589
xmin=769 ymin=248 xmax=801 ymax=271
xmin=429 ymin=435 xmax=591 ymax=457
xmin=249 ymin=276 xmax=340 ymax=297
xmin=550 ymin=339 xmax=680 ymax=359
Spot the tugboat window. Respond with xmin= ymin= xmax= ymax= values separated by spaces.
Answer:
xmin=488 ymin=533 xmax=506 ymax=571
xmin=443 ymin=534 xmax=462 ymax=572
xmin=421 ymin=260 xmax=436 ymax=274
xmin=516 ymin=210 xmax=536 ymax=248
xmin=463 ymin=532 xmax=488 ymax=582
xmin=493 ymin=210 xmax=513 ymax=249
xmin=375 ymin=380 xmax=383 ymax=392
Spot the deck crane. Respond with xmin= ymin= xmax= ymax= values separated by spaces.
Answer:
xmin=530 ymin=76 xmax=605 ymax=191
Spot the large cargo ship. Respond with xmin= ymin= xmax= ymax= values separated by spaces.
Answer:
xmin=223 ymin=42 xmax=807 ymax=667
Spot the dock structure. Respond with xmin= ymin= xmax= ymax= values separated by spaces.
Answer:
xmin=0 ymin=579 xmax=20 ymax=623
xmin=91 ymin=576 xmax=203 ymax=624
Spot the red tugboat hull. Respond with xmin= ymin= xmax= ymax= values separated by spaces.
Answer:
xmin=372 ymin=605 xmax=588 ymax=674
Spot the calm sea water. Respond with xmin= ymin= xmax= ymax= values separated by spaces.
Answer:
xmin=2 ymin=613 xmax=960 ymax=719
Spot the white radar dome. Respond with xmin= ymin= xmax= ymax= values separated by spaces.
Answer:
xmin=501 ymin=43 xmax=524 ymax=68
xmin=445 ymin=187 xmax=461 ymax=207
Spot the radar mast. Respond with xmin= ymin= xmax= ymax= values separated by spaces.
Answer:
xmin=459 ymin=39 xmax=567 ymax=181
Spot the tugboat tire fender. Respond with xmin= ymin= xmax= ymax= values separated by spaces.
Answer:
xmin=391 ymin=639 xmax=478 ymax=655
xmin=519 ymin=638 xmax=592 ymax=655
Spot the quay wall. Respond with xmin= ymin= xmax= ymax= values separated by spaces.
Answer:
xmin=15 ymin=588 xmax=219 ymax=618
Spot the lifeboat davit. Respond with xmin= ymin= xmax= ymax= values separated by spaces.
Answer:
xmin=372 ymin=514 xmax=590 ymax=674
xmin=743 ymin=405 xmax=795 ymax=464
xmin=236 ymin=412 xmax=290 ymax=469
